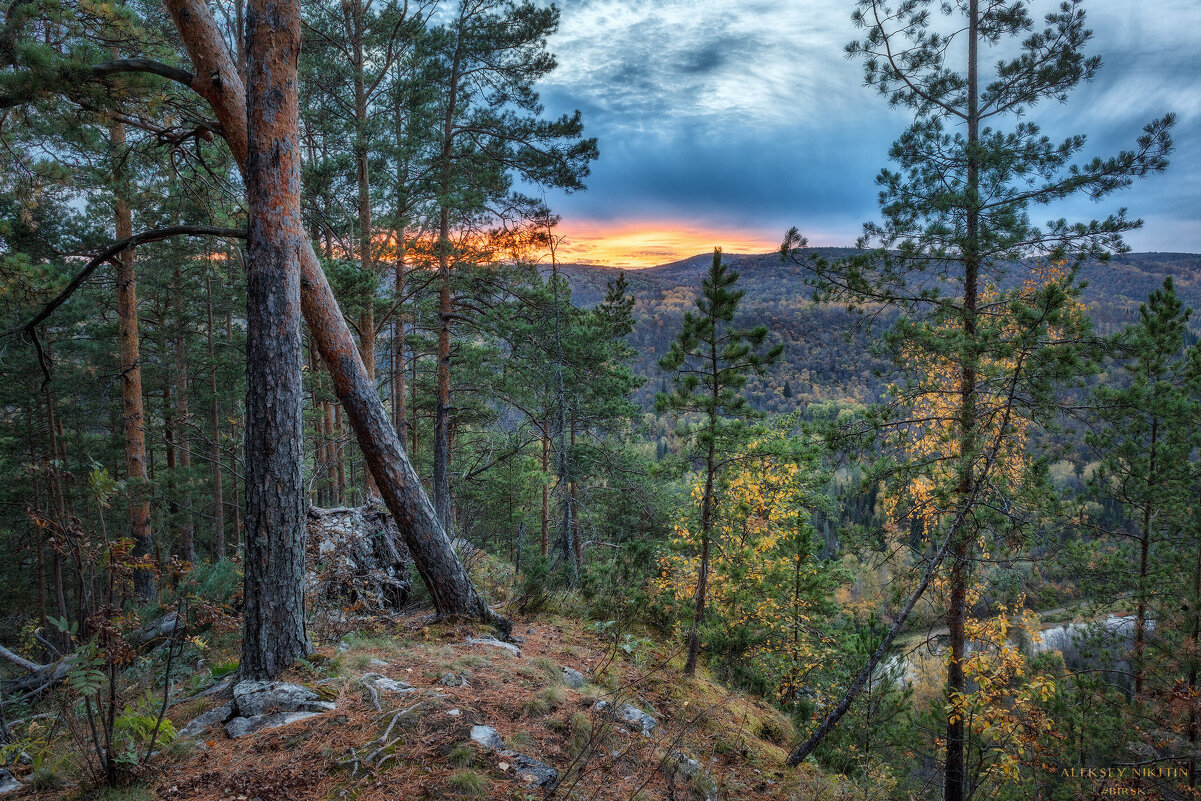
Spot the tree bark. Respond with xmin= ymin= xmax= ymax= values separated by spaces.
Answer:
xmin=240 ymin=0 xmax=310 ymax=680
xmin=164 ymin=0 xmax=506 ymax=631
xmin=945 ymin=3 xmax=980 ymax=797
xmin=1134 ymin=418 xmax=1157 ymax=699
xmin=172 ymin=268 xmax=195 ymax=562
xmin=334 ymin=405 xmax=346 ymax=503
xmin=540 ymin=431 xmax=550 ymax=557
xmin=432 ymin=32 xmax=464 ymax=538
xmin=205 ymin=269 xmax=225 ymax=559
xmin=109 ymin=117 xmax=156 ymax=602
xmin=683 ymin=434 xmax=715 ymax=677
xmin=348 ymin=0 xmax=379 ymax=503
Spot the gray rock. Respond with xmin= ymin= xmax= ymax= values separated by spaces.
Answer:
xmin=232 ymin=680 xmax=335 ymax=717
xmin=0 ymin=769 xmax=21 ymax=795
xmin=178 ymin=701 xmax=233 ymax=739
xmin=307 ymin=505 xmax=412 ymax=612
xmin=594 ymin=700 xmax=656 ymax=736
xmin=470 ymin=725 xmax=506 ymax=751
xmin=561 ymin=667 xmax=585 ymax=689
xmin=440 ymin=672 xmax=466 ymax=687
xmin=129 ymin=611 xmax=182 ymax=646
xmin=469 ymin=726 xmax=557 ymax=789
xmin=509 ymin=753 xmax=558 ymax=789
xmin=664 ymin=751 xmax=700 ymax=781
xmin=367 ymin=658 xmax=389 ymax=668
xmin=465 ymin=635 xmax=521 ymax=657
xmin=224 ymin=711 xmax=321 ymax=739
xmin=359 ymin=673 xmax=413 ymax=694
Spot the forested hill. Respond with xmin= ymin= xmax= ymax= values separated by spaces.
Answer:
xmin=562 ymin=250 xmax=1201 ymax=413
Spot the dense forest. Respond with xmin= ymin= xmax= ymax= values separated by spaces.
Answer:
xmin=0 ymin=0 xmax=1198 ymax=799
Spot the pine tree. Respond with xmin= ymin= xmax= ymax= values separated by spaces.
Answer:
xmin=240 ymin=0 xmax=310 ymax=679
xmin=783 ymin=1 xmax=1174 ymax=791
xmin=429 ymin=0 xmax=597 ymax=536
xmin=1087 ymin=278 xmax=1198 ymax=698
xmin=657 ymin=248 xmax=782 ymax=676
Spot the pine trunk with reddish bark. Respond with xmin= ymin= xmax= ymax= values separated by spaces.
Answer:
xmin=110 ymin=118 xmax=156 ymax=601
xmin=164 ymin=0 xmax=507 ymax=631
xmin=240 ymin=0 xmax=310 ymax=679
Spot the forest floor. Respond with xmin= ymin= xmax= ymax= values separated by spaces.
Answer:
xmin=36 ymin=613 xmax=843 ymax=801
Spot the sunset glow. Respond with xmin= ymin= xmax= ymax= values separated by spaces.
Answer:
xmin=553 ymin=219 xmax=786 ymax=268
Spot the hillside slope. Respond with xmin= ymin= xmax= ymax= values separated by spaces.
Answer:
xmin=73 ymin=615 xmax=849 ymax=801
xmin=561 ymin=251 xmax=1201 ymax=412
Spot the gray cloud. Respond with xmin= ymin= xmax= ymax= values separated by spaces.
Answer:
xmin=537 ymin=0 xmax=1201 ymax=251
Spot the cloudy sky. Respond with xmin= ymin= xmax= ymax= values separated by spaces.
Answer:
xmin=531 ymin=0 xmax=1201 ymax=266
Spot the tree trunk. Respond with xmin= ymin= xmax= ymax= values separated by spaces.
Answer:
xmin=945 ymin=3 xmax=979 ymax=797
xmin=164 ymin=376 xmax=177 ymax=551
xmin=206 ymin=269 xmax=225 ymax=559
xmin=44 ymin=386 xmax=72 ymax=650
xmin=240 ymin=0 xmax=310 ymax=679
xmin=172 ymin=268 xmax=195 ymax=562
xmin=434 ymin=230 xmax=453 ymax=533
xmin=432 ymin=35 xmax=463 ymax=538
xmin=349 ymin=0 xmax=379 ymax=503
xmin=1134 ymin=418 xmax=1157 ymax=699
xmin=683 ymin=437 xmax=715 ymax=677
xmin=334 ymin=405 xmax=346 ymax=503
xmin=110 ymin=117 xmax=155 ymax=601
xmin=322 ymin=396 xmax=335 ymax=506
xmin=551 ymin=251 xmax=576 ymax=586
xmin=1189 ymin=523 xmax=1201 ymax=790
xmin=540 ymin=431 xmax=550 ymax=557
xmin=570 ymin=418 xmax=582 ymax=571
xmin=164 ymin=0 xmax=507 ymax=631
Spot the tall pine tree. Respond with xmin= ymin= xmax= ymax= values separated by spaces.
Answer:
xmin=657 ymin=248 xmax=782 ymax=676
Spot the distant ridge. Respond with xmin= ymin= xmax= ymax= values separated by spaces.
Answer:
xmin=560 ymin=250 xmax=1201 ymax=311
xmin=557 ymin=251 xmax=1201 ymax=412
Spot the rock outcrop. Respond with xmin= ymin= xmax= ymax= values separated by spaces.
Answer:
xmin=211 ymin=681 xmax=337 ymax=739
xmin=595 ymin=699 xmax=657 ymax=736
xmin=470 ymin=725 xmax=558 ymax=789
xmin=306 ymin=505 xmax=414 ymax=614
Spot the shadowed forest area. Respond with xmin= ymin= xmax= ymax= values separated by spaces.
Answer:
xmin=0 ymin=0 xmax=1198 ymax=799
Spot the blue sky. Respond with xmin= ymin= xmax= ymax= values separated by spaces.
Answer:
xmin=534 ymin=0 xmax=1201 ymax=264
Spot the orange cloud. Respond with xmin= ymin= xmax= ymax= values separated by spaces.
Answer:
xmin=553 ymin=218 xmax=785 ymax=268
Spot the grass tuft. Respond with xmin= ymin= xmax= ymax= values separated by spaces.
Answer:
xmin=447 ymin=769 xmax=488 ymax=797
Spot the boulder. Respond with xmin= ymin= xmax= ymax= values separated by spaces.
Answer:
xmin=465 ymin=636 xmax=521 ymax=657
xmin=359 ymin=673 xmax=414 ymax=694
xmin=233 ymin=681 xmax=335 ymax=717
xmin=561 ymin=667 xmax=585 ymax=689
xmin=306 ymin=505 xmax=413 ymax=613
xmin=440 ymin=672 xmax=467 ymax=687
xmin=470 ymin=725 xmax=558 ymax=789
xmin=220 ymin=680 xmax=335 ymax=738
xmin=470 ymin=725 xmax=506 ymax=751
xmin=178 ymin=702 xmax=233 ymax=739
xmin=0 ymin=769 xmax=21 ymax=795
xmin=595 ymin=700 xmax=656 ymax=736
xmin=224 ymin=711 xmax=321 ymax=739
xmin=509 ymin=753 xmax=559 ymax=788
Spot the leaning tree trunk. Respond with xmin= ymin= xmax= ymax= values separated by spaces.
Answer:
xmin=163 ymin=0 xmax=507 ymax=632
xmin=240 ymin=0 xmax=310 ymax=680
